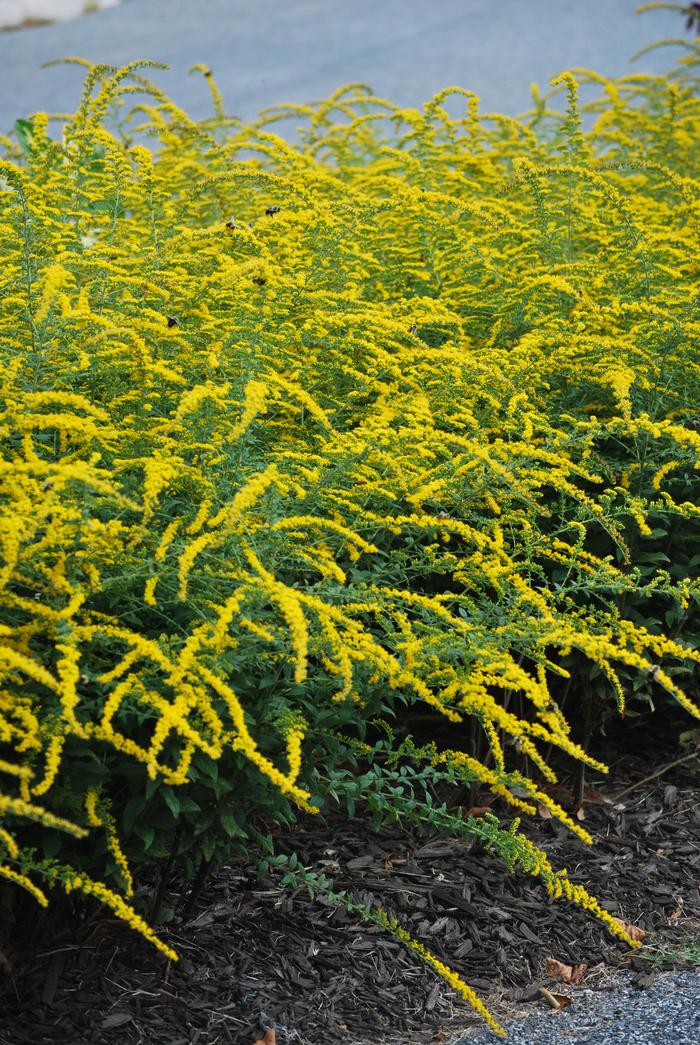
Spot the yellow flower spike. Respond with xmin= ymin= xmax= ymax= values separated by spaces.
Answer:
xmin=64 ymin=873 xmax=177 ymax=961
xmin=207 ymin=464 xmax=280 ymax=536
xmin=0 ymin=792 xmax=88 ymax=837
xmin=0 ymin=864 xmax=49 ymax=907
xmin=87 ymin=791 xmax=135 ymax=898
xmin=55 ymin=638 xmax=88 ymax=738
xmin=186 ymin=499 xmax=212 ymax=535
xmin=31 ymin=731 xmax=66 ymax=798
xmin=154 ymin=519 xmax=182 ymax=563
xmin=192 ymin=662 xmax=317 ymax=811
xmin=0 ymin=759 xmax=33 ymax=782
xmin=226 ymin=380 xmax=269 ymax=443
xmin=374 ymin=910 xmax=505 ymax=1037
xmin=105 ymin=819 xmax=134 ymax=894
xmin=0 ymin=827 xmax=19 ymax=860
xmin=244 ymin=547 xmax=309 ymax=683
xmin=144 ymin=576 xmax=158 ymax=606
xmin=481 ymin=718 xmax=505 ymax=772
xmin=284 ymin=725 xmax=305 ymax=785
xmin=33 ymin=265 xmax=76 ymax=326
xmin=264 ymin=372 xmax=334 ymax=431
xmin=0 ymin=646 xmax=60 ymax=695
xmin=84 ymin=787 xmax=102 ymax=828
xmin=271 ymin=515 xmax=378 ymax=554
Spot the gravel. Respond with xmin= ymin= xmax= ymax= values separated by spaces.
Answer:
xmin=455 ymin=971 xmax=700 ymax=1045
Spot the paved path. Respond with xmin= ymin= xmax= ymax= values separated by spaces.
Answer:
xmin=0 ymin=0 xmax=687 ymax=132
xmin=0 ymin=1 xmax=119 ymax=32
xmin=458 ymin=971 xmax=700 ymax=1045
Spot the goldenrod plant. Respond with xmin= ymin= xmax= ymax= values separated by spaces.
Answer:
xmin=0 ymin=45 xmax=699 ymax=1032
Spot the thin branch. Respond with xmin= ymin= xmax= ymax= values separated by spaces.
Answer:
xmin=614 ymin=749 xmax=699 ymax=801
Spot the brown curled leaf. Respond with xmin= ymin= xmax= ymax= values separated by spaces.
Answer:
xmin=538 ymin=987 xmax=572 ymax=1010
xmin=618 ymin=922 xmax=647 ymax=943
xmin=544 ymin=958 xmax=574 ymax=982
xmin=544 ymin=958 xmax=587 ymax=984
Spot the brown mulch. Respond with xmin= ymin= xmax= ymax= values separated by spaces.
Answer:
xmin=1 ymin=721 xmax=699 ymax=1045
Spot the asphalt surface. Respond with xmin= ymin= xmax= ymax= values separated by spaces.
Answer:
xmin=458 ymin=971 xmax=700 ymax=1045
xmin=0 ymin=0 xmax=689 ymax=132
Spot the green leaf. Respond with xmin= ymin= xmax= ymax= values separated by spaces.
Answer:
xmin=122 ymin=796 xmax=146 ymax=834
xmin=219 ymin=805 xmax=241 ymax=838
xmin=135 ymin=824 xmax=155 ymax=852
xmin=162 ymin=788 xmax=180 ymax=818
xmin=200 ymin=835 xmax=217 ymax=862
xmin=178 ymin=795 xmax=202 ymax=815
xmin=14 ymin=119 xmax=34 ymax=155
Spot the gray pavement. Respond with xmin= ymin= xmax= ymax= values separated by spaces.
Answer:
xmin=458 ymin=971 xmax=700 ymax=1045
xmin=0 ymin=0 xmax=689 ymax=132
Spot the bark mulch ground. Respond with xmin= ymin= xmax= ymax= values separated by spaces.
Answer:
xmin=1 ymin=719 xmax=699 ymax=1045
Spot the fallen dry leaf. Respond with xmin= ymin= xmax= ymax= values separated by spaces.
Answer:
xmin=536 ymin=803 xmax=553 ymax=820
xmin=541 ymin=784 xmax=574 ymax=806
xmin=616 ymin=920 xmax=647 ymax=942
xmin=668 ymin=900 xmax=685 ymax=924
xmin=81 ymin=918 xmax=130 ymax=947
xmin=383 ymin=852 xmax=408 ymax=871
xmin=253 ymin=1030 xmax=276 ymax=1045
xmin=570 ymin=964 xmax=587 ymax=985
xmin=543 ymin=958 xmax=587 ymax=985
xmin=575 ymin=805 xmax=587 ymax=821
xmin=459 ymin=794 xmax=494 ymax=812
xmin=465 ymin=805 xmax=493 ymax=817
xmin=582 ymin=785 xmax=613 ymax=806
xmin=544 ymin=958 xmax=573 ymax=981
xmin=538 ymin=987 xmax=572 ymax=1010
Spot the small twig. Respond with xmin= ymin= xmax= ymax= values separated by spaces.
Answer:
xmin=614 ymin=749 xmax=700 ymax=801
xmin=538 ymin=987 xmax=567 ymax=1010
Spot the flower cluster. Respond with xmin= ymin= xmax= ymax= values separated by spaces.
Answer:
xmin=0 ymin=54 xmax=699 ymax=1032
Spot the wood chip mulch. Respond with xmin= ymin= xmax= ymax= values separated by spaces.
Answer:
xmin=1 ymin=723 xmax=699 ymax=1045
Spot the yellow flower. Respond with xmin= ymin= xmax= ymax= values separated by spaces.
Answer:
xmin=245 ymin=547 xmax=309 ymax=683
xmin=64 ymin=873 xmax=176 ymax=960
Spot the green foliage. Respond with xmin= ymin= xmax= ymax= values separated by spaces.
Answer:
xmin=0 ymin=45 xmax=700 ymax=1031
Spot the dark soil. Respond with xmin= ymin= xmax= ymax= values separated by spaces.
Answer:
xmin=1 ymin=719 xmax=699 ymax=1045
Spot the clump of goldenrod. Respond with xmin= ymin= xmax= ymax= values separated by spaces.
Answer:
xmin=0 ymin=51 xmax=699 ymax=1031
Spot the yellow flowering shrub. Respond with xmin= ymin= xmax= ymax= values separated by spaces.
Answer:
xmin=1 ymin=50 xmax=699 ymax=1031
